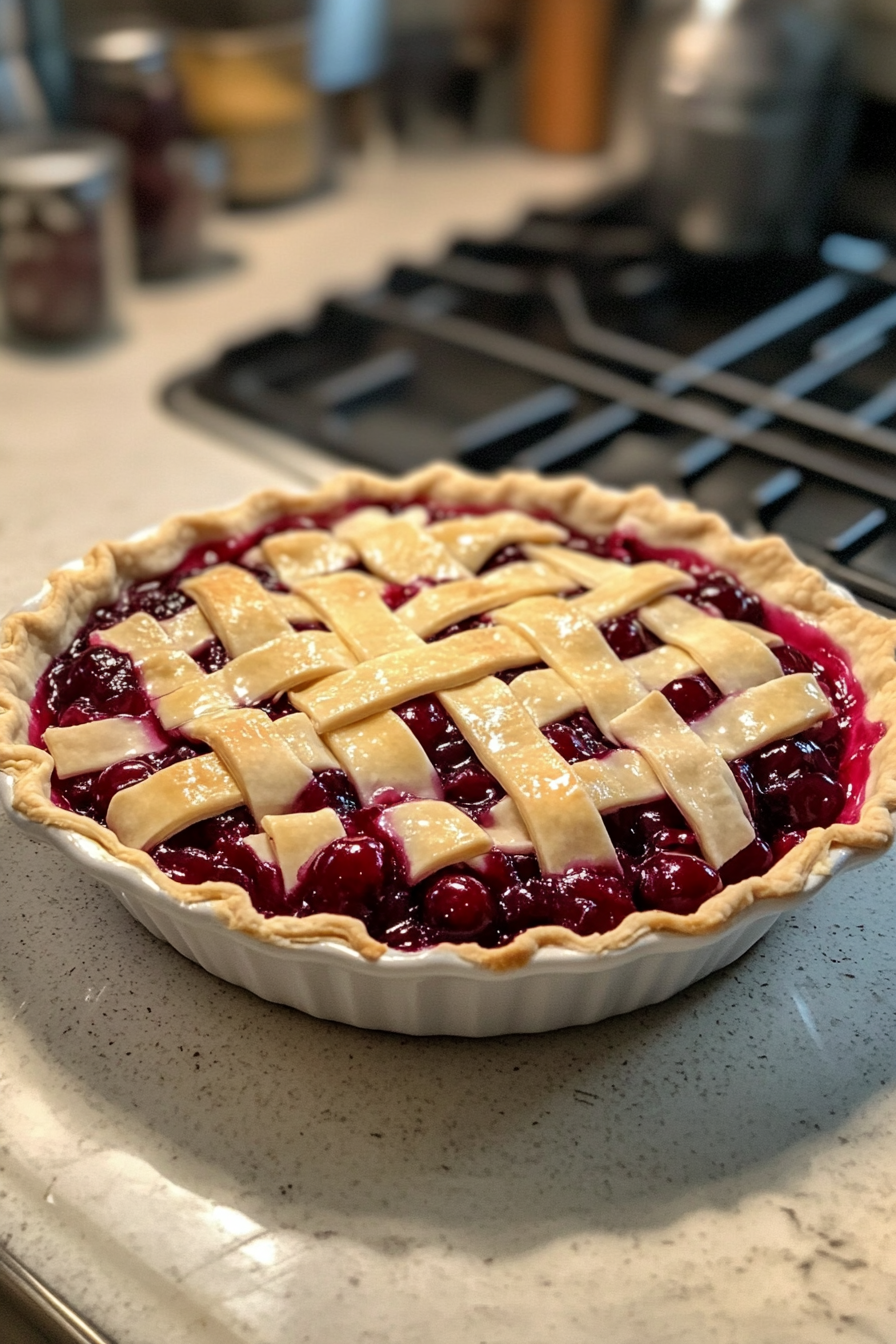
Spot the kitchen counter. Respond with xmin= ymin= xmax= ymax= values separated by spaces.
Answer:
xmin=1 ymin=146 xmax=895 ymax=1344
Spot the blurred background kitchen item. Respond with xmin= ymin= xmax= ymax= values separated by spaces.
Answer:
xmin=0 ymin=0 xmax=48 ymax=130
xmin=174 ymin=20 xmax=326 ymax=206
xmin=646 ymin=0 xmax=853 ymax=257
xmin=72 ymin=24 xmax=223 ymax=279
xmin=22 ymin=0 xmax=70 ymax=121
xmin=522 ymin=0 xmax=615 ymax=153
xmin=311 ymin=0 xmax=386 ymax=152
xmin=0 ymin=128 xmax=126 ymax=343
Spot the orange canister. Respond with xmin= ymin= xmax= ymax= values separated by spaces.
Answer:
xmin=523 ymin=0 xmax=615 ymax=154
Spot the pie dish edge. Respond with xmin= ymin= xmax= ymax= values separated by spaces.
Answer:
xmin=2 ymin=462 xmax=895 ymax=973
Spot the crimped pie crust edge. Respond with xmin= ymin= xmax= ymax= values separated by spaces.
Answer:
xmin=2 ymin=463 xmax=895 ymax=972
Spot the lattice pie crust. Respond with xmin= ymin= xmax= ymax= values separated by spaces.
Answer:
xmin=2 ymin=465 xmax=896 ymax=971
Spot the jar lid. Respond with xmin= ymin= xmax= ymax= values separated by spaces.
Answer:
xmin=74 ymin=25 xmax=170 ymax=71
xmin=0 ymin=130 xmax=122 ymax=189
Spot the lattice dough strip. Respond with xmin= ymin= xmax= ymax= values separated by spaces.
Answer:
xmin=429 ymin=511 xmax=568 ymax=571
xmin=508 ymin=668 xmax=585 ymax=728
xmin=354 ymin=518 xmax=470 ymax=584
xmin=398 ymin=561 xmax=569 ymax=639
xmin=574 ymin=750 xmax=665 ymax=813
xmin=693 ymin=673 xmax=833 ymax=760
xmin=261 ymin=530 xmax=358 ymax=588
xmin=331 ymin=505 xmax=428 ymax=544
xmin=297 ymin=572 xmax=419 ymax=659
xmin=96 ymin=612 xmax=174 ymax=661
xmin=570 ymin=563 xmax=698 ymax=624
xmin=44 ymin=717 xmax=166 ymax=779
xmin=639 ymin=595 xmax=782 ymax=695
xmin=441 ymin=676 xmax=617 ymax=872
xmin=272 ymin=712 xmax=338 ymax=771
xmin=160 ymin=606 xmax=214 ymax=652
xmin=156 ymin=631 xmax=354 ymax=731
xmin=181 ymin=564 xmax=295 ymax=659
xmin=96 ymin=613 xmax=204 ymax=701
xmin=185 ymin=709 xmax=312 ymax=823
xmin=382 ymin=800 xmax=491 ymax=884
xmin=106 ymin=754 xmax=243 ymax=851
xmin=610 ymin=691 xmax=755 ymax=869
xmin=262 ymin=809 xmax=346 ymax=891
xmin=526 ymin=543 xmax=695 ymax=600
xmin=325 ymin=710 xmax=441 ymax=805
xmin=492 ymin=596 xmax=646 ymax=737
xmin=479 ymin=794 xmax=534 ymax=853
xmin=626 ymin=643 xmax=701 ymax=692
xmin=139 ymin=649 xmax=204 ymax=700
xmin=294 ymin=626 xmax=536 ymax=734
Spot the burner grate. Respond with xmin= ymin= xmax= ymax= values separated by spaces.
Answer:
xmin=168 ymin=191 xmax=896 ymax=612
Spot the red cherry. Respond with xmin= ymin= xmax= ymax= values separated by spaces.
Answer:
xmin=600 ymin=615 xmax=652 ymax=660
xmin=689 ymin=571 xmax=765 ymax=625
xmin=637 ymin=851 xmax=722 ymax=915
xmin=498 ymin=879 xmax=555 ymax=932
xmin=425 ymin=873 xmax=496 ymax=938
xmin=443 ymin=765 xmax=503 ymax=813
xmin=762 ymin=772 xmax=844 ymax=829
xmin=719 ymin=837 xmax=774 ymax=885
xmin=772 ymin=830 xmax=804 ymax=861
xmin=93 ymin=758 xmax=153 ymax=816
xmin=661 ymin=675 xmax=720 ymax=721
xmin=303 ymin=836 xmax=386 ymax=918
xmin=57 ymin=698 xmax=104 ymax=727
xmin=550 ymin=867 xmax=636 ymax=935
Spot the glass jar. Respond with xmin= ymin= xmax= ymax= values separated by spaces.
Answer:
xmin=73 ymin=26 xmax=223 ymax=280
xmin=0 ymin=129 xmax=127 ymax=345
xmin=174 ymin=23 xmax=327 ymax=207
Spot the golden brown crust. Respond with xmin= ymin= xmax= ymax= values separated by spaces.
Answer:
xmin=3 ymin=464 xmax=896 ymax=972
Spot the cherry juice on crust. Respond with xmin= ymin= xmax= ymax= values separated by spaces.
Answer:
xmin=30 ymin=501 xmax=882 ymax=953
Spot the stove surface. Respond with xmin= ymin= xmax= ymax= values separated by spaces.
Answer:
xmin=168 ymin=187 xmax=896 ymax=612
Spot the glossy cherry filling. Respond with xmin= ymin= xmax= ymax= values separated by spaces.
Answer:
xmin=30 ymin=500 xmax=882 ymax=952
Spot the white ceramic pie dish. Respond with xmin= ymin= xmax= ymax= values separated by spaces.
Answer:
xmin=3 ymin=476 xmax=893 ymax=1036
xmin=0 ymin=764 xmax=841 ymax=1035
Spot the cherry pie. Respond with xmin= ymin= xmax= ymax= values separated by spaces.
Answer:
xmin=2 ymin=465 xmax=895 ymax=970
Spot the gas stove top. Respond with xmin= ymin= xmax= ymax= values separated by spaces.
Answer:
xmin=167 ymin=185 xmax=896 ymax=613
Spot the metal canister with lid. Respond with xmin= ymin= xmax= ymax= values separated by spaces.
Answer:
xmin=73 ymin=25 xmax=223 ymax=279
xmin=0 ymin=129 xmax=128 ymax=344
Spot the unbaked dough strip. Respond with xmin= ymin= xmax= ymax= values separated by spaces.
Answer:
xmin=441 ymin=676 xmax=617 ymax=873
xmin=325 ymin=710 xmax=441 ymax=805
xmin=262 ymin=809 xmax=346 ymax=891
xmin=294 ymin=627 xmax=535 ymax=734
xmin=261 ymin=529 xmax=358 ymax=588
xmin=272 ymin=712 xmax=338 ymax=771
xmin=399 ymin=561 xmax=568 ymax=638
xmin=693 ymin=673 xmax=833 ymax=761
xmin=429 ymin=511 xmax=568 ymax=572
xmin=508 ymin=667 xmax=585 ymax=727
xmin=610 ymin=691 xmax=755 ymax=869
xmin=181 ymin=564 xmax=295 ymax=658
xmin=571 ymin=563 xmax=697 ymax=624
xmin=479 ymin=794 xmax=534 ymax=854
xmin=95 ymin=613 xmax=205 ymax=700
xmin=184 ymin=709 xmax=313 ymax=823
xmin=155 ymin=631 xmax=354 ymax=731
xmin=492 ymin=596 xmax=645 ymax=738
xmin=296 ymin=572 xmax=420 ymax=659
xmin=626 ymin=644 xmax=701 ymax=691
xmin=331 ymin=505 xmax=428 ymax=544
xmin=106 ymin=753 xmax=243 ymax=851
xmin=574 ymin=750 xmax=665 ymax=813
xmin=380 ymin=800 xmax=491 ymax=883
xmin=354 ymin=518 xmax=470 ymax=584
xmin=639 ymin=595 xmax=782 ymax=695
xmin=44 ymin=717 xmax=166 ymax=780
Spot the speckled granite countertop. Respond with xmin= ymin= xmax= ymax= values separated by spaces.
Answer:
xmin=1 ymin=147 xmax=895 ymax=1344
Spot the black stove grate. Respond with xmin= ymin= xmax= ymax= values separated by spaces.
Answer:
xmin=169 ymin=188 xmax=896 ymax=612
